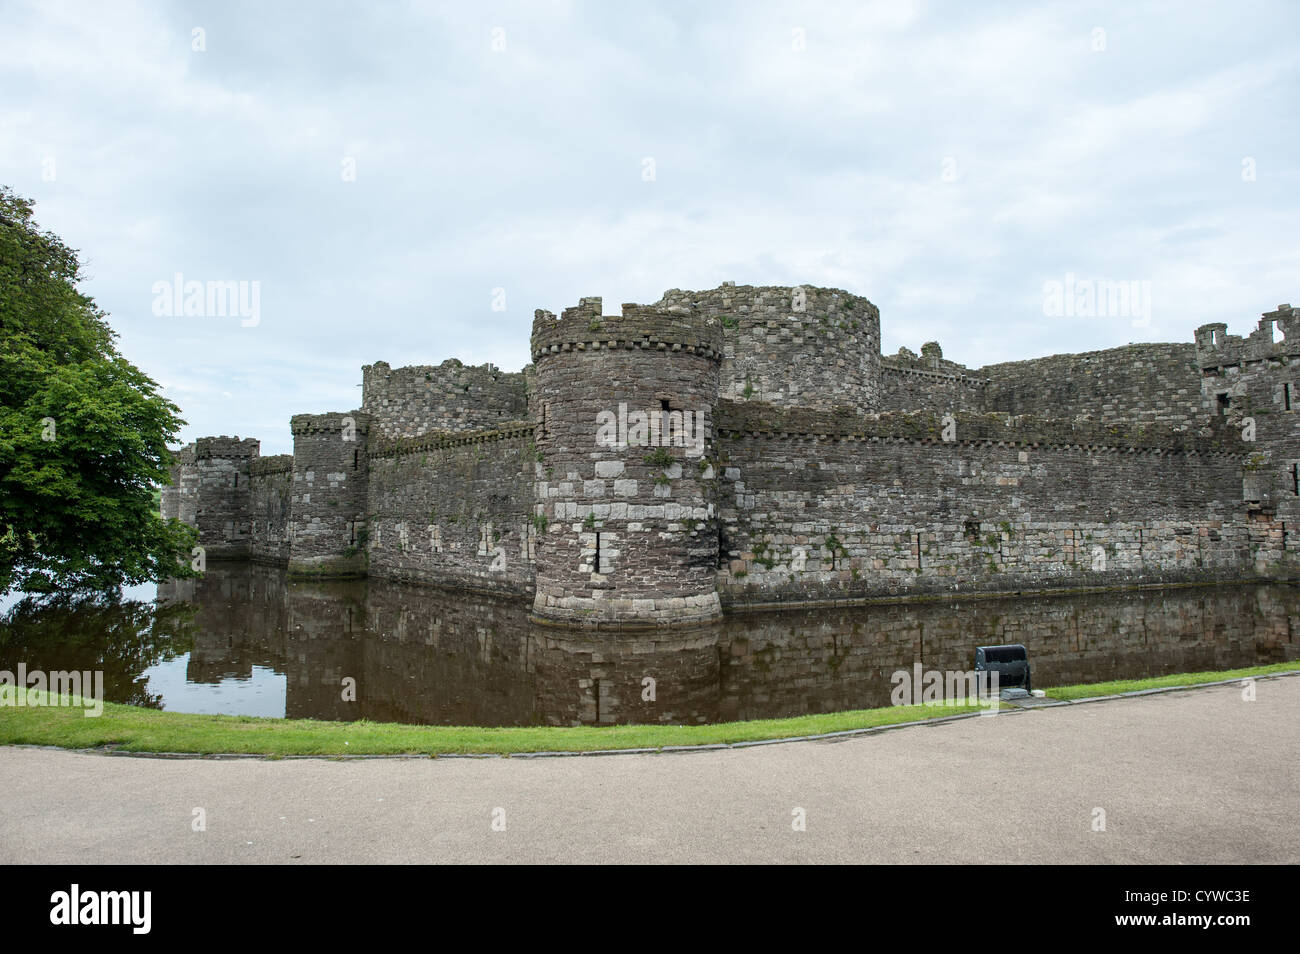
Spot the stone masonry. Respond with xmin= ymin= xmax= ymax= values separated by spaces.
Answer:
xmin=159 ymin=284 xmax=1300 ymax=628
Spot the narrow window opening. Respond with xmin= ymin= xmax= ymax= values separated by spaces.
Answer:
xmin=233 ymin=473 xmax=238 ymax=488
xmin=1292 ymin=463 xmax=1298 ymax=497
xmin=916 ymin=532 xmax=922 ymax=570
xmin=1285 ymin=383 xmax=1292 ymax=411
xmin=1217 ymin=393 xmax=1231 ymax=415
xmin=594 ymin=531 xmax=602 ymax=574
xmin=353 ymin=448 xmax=359 ymax=469
xmin=593 ymin=678 xmax=602 ymax=723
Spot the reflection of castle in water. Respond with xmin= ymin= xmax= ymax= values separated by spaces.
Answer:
xmin=159 ymin=566 xmax=1300 ymax=727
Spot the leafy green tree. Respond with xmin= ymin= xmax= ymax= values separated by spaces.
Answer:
xmin=0 ymin=186 xmax=197 ymax=595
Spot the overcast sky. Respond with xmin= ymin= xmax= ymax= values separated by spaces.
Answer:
xmin=3 ymin=0 xmax=1297 ymax=454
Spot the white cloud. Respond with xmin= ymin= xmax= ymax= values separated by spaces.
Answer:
xmin=2 ymin=0 xmax=1297 ymax=447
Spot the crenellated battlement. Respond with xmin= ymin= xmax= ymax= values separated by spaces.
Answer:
xmin=249 ymin=454 xmax=293 ymax=476
xmin=530 ymin=295 xmax=724 ymax=361
xmin=194 ymin=436 xmax=260 ymax=460
xmin=289 ymin=412 xmax=370 ymax=436
xmin=362 ymin=359 xmax=527 ymax=438
xmin=1195 ymin=305 xmax=1300 ymax=370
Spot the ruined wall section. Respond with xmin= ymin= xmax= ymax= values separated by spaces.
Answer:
xmin=878 ymin=342 xmax=987 ymax=413
xmin=288 ymin=412 xmax=370 ymax=578
xmin=1196 ymin=304 xmax=1300 ymax=522
xmin=715 ymin=403 xmax=1276 ymax=604
xmin=655 ymin=283 xmax=880 ymax=411
xmin=981 ymin=344 xmax=1203 ymax=428
xmin=366 ymin=423 xmax=537 ymax=594
xmin=248 ymin=455 xmax=292 ymax=565
xmin=192 ymin=436 xmax=259 ymax=559
xmin=160 ymin=443 xmax=198 ymax=526
xmin=362 ymin=359 xmax=528 ymax=439
xmin=530 ymin=296 xmax=724 ymax=625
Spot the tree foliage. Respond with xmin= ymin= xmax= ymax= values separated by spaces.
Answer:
xmin=0 ymin=186 xmax=197 ymax=595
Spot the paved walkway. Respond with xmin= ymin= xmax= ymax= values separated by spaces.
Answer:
xmin=2 ymin=679 xmax=1297 ymax=864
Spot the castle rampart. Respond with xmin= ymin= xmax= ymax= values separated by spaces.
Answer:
xmin=366 ymin=422 xmax=537 ymax=594
xmin=878 ymin=360 xmax=988 ymax=414
xmin=714 ymin=404 xmax=1262 ymax=605
xmin=362 ymin=359 xmax=528 ymax=438
xmin=981 ymin=343 xmax=1204 ymax=428
xmin=163 ymin=284 xmax=1299 ymax=627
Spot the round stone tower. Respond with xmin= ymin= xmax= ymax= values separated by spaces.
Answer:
xmin=655 ymin=283 xmax=881 ymax=411
xmin=530 ymin=295 xmax=724 ymax=626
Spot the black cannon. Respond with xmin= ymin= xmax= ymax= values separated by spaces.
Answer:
xmin=975 ymin=644 xmax=1031 ymax=694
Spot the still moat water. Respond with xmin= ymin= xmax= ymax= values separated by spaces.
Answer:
xmin=2 ymin=564 xmax=1297 ymax=726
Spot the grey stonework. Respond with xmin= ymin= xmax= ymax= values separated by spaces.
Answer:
xmin=367 ymin=422 xmax=536 ymax=594
xmin=362 ymin=359 xmax=527 ymax=439
xmin=160 ymin=285 xmax=1300 ymax=627
xmin=248 ymin=455 xmax=292 ymax=565
xmin=287 ymin=412 xmax=371 ymax=578
xmin=654 ymin=283 xmax=881 ymax=411
xmin=166 ymin=437 xmax=258 ymax=560
xmin=530 ymin=296 xmax=724 ymax=625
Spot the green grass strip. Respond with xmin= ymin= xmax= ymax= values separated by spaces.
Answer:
xmin=0 ymin=690 xmax=982 ymax=756
xmin=1043 ymin=661 xmax=1298 ymax=701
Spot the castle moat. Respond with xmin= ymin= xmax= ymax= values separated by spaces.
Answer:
xmin=2 ymin=566 xmax=1297 ymax=727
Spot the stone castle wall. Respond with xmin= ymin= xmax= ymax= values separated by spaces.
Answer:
xmin=366 ymin=423 xmax=537 ymax=594
xmin=162 ymin=285 xmax=1299 ymax=626
xmin=160 ymin=443 xmax=198 ymax=527
xmin=714 ymin=403 xmax=1273 ymax=604
xmin=981 ymin=343 xmax=1204 ymax=427
xmin=248 ymin=455 xmax=292 ymax=564
xmin=362 ymin=359 xmax=528 ymax=439
xmin=192 ymin=436 xmax=259 ymax=559
xmin=878 ymin=362 xmax=988 ymax=413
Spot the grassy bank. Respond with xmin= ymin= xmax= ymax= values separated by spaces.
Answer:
xmin=0 ymin=690 xmax=983 ymax=756
xmin=1 ymin=662 xmax=1294 ymax=756
xmin=1042 ymin=661 xmax=1298 ymax=701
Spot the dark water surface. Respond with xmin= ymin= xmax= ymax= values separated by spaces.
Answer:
xmin=2 ymin=564 xmax=1297 ymax=726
